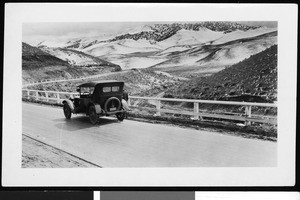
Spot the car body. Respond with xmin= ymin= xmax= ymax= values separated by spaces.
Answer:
xmin=62 ymin=80 xmax=129 ymax=124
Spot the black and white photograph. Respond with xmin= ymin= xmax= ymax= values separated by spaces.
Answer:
xmin=21 ymin=20 xmax=278 ymax=168
xmin=2 ymin=3 xmax=297 ymax=186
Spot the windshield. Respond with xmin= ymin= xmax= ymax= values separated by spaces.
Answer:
xmin=80 ymin=87 xmax=94 ymax=95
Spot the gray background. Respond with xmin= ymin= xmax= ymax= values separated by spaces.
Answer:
xmin=101 ymin=192 xmax=195 ymax=200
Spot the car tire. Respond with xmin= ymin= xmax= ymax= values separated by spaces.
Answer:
xmin=89 ymin=105 xmax=98 ymax=125
xmin=104 ymin=97 xmax=121 ymax=112
xmin=116 ymin=112 xmax=125 ymax=121
xmin=63 ymin=103 xmax=72 ymax=119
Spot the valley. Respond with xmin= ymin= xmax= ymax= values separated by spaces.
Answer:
xmin=22 ymin=43 xmax=121 ymax=83
xmin=23 ymin=22 xmax=278 ymax=105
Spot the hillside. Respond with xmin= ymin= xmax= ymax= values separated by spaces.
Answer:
xmin=27 ymin=69 xmax=181 ymax=96
xmin=164 ymin=45 xmax=278 ymax=102
xmin=25 ymin=22 xmax=277 ymax=77
xmin=109 ymin=22 xmax=261 ymax=43
xmin=22 ymin=42 xmax=121 ymax=82
xmin=22 ymin=42 xmax=70 ymax=69
xmin=39 ymin=46 xmax=119 ymax=67
xmin=103 ymin=31 xmax=277 ymax=76
xmin=34 ymin=22 xmax=261 ymax=50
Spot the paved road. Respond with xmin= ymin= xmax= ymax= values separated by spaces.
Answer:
xmin=22 ymin=102 xmax=277 ymax=167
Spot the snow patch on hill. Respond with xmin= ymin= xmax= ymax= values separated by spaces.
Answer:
xmin=213 ymin=27 xmax=277 ymax=44
xmin=84 ymin=39 xmax=161 ymax=57
xmin=118 ymin=25 xmax=154 ymax=35
xmin=106 ymin=56 xmax=168 ymax=69
xmin=40 ymin=47 xmax=97 ymax=66
xmin=158 ymin=29 xmax=223 ymax=47
xmin=24 ymin=23 xmax=277 ymax=75
xmin=159 ymin=45 xmax=192 ymax=54
xmin=36 ymin=39 xmax=69 ymax=48
xmin=194 ymin=36 xmax=278 ymax=73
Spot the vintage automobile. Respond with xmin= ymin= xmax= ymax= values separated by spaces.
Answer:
xmin=62 ymin=80 xmax=129 ymax=124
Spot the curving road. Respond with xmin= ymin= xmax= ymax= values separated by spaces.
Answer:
xmin=23 ymin=70 xmax=128 ymax=87
xmin=22 ymin=102 xmax=277 ymax=167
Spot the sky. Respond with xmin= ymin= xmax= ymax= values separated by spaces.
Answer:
xmin=22 ymin=22 xmax=154 ymax=43
xmin=22 ymin=21 xmax=277 ymax=45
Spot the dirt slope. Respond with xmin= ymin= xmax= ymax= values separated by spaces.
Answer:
xmin=164 ymin=45 xmax=277 ymax=102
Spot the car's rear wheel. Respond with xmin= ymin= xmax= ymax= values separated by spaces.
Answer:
xmin=89 ymin=105 xmax=98 ymax=125
xmin=116 ymin=112 xmax=125 ymax=121
xmin=63 ymin=103 xmax=72 ymax=119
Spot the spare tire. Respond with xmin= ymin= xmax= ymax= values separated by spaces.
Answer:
xmin=104 ymin=97 xmax=121 ymax=112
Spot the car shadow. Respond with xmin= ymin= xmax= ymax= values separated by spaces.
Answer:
xmin=54 ymin=115 xmax=121 ymax=131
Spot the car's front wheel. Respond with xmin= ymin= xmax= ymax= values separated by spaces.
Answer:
xmin=63 ymin=103 xmax=72 ymax=119
xmin=116 ymin=112 xmax=125 ymax=121
xmin=89 ymin=105 xmax=98 ymax=125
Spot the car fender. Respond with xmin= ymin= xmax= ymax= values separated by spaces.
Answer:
xmin=122 ymin=99 xmax=130 ymax=111
xmin=62 ymin=99 xmax=75 ymax=113
xmin=89 ymin=103 xmax=102 ymax=114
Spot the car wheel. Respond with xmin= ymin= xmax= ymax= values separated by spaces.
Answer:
xmin=104 ymin=97 xmax=121 ymax=112
xmin=63 ymin=103 xmax=72 ymax=119
xmin=89 ymin=105 xmax=98 ymax=125
xmin=116 ymin=112 xmax=125 ymax=121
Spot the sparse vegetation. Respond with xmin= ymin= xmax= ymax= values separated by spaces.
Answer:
xmin=22 ymin=23 xmax=278 ymax=138
xmin=109 ymin=22 xmax=261 ymax=43
xmin=26 ymin=69 xmax=182 ymax=96
xmin=164 ymin=45 xmax=277 ymax=103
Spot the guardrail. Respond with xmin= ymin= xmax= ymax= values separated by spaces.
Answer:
xmin=128 ymin=96 xmax=277 ymax=125
xmin=22 ymin=89 xmax=78 ymax=102
xmin=22 ymin=89 xmax=277 ymax=126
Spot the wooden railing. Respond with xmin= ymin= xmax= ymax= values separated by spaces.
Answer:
xmin=128 ymin=96 xmax=277 ymax=125
xmin=22 ymin=89 xmax=78 ymax=102
xmin=22 ymin=89 xmax=277 ymax=126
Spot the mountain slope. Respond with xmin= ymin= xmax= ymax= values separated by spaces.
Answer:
xmin=106 ymin=30 xmax=277 ymax=75
xmin=39 ymin=46 xmax=120 ymax=67
xmin=108 ymin=22 xmax=261 ymax=43
xmin=24 ymin=22 xmax=277 ymax=77
xmin=164 ymin=45 xmax=278 ymax=102
xmin=34 ymin=22 xmax=264 ymax=55
xmin=22 ymin=42 xmax=121 ymax=82
xmin=22 ymin=42 xmax=70 ymax=70
xmin=27 ymin=69 xmax=181 ymax=97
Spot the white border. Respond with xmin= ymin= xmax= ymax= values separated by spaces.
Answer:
xmin=195 ymin=192 xmax=300 ymax=200
xmin=94 ymin=191 xmax=100 ymax=200
xmin=2 ymin=3 xmax=298 ymax=186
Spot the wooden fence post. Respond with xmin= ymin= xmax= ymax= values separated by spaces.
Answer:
xmin=193 ymin=102 xmax=203 ymax=120
xmin=245 ymin=105 xmax=252 ymax=126
xmin=156 ymin=99 xmax=161 ymax=116
xmin=56 ymin=93 xmax=60 ymax=103
xmin=194 ymin=102 xmax=199 ymax=120
xmin=35 ymin=91 xmax=39 ymax=100
xmin=45 ymin=92 xmax=49 ymax=102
